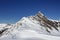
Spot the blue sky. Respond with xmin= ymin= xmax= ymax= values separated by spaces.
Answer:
xmin=0 ymin=0 xmax=60 ymax=23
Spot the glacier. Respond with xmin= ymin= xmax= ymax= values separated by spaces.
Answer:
xmin=0 ymin=11 xmax=60 ymax=40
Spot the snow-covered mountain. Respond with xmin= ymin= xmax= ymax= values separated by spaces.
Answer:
xmin=0 ymin=11 xmax=60 ymax=40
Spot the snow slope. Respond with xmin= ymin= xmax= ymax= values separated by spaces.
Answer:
xmin=0 ymin=29 xmax=60 ymax=40
xmin=0 ymin=12 xmax=60 ymax=40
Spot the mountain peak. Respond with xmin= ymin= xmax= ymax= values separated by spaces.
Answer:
xmin=37 ymin=11 xmax=44 ymax=17
xmin=0 ymin=11 xmax=60 ymax=39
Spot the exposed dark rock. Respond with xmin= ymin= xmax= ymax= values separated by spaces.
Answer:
xmin=0 ymin=28 xmax=8 ymax=35
xmin=33 ymin=11 xmax=60 ymax=33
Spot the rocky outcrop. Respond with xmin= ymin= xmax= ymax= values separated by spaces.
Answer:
xmin=32 ymin=11 xmax=60 ymax=33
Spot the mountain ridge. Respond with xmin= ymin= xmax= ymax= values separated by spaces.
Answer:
xmin=0 ymin=11 xmax=60 ymax=40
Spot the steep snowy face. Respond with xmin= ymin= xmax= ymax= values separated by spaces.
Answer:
xmin=0 ymin=11 xmax=60 ymax=37
xmin=0 ymin=11 xmax=60 ymax=40
xmin=15 ymin=11 xmax=60 ymax=36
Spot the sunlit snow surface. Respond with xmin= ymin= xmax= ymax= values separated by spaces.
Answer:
xmin=0 ymin=30 xmax=60 ymax=40
xmin=0 ymin=17 xmax=60 ymax=40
